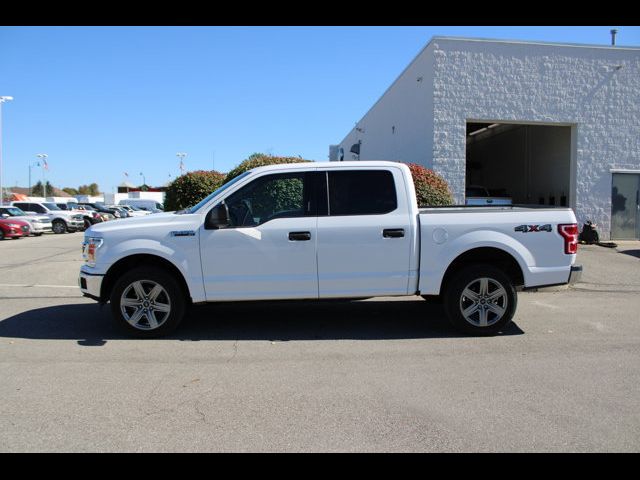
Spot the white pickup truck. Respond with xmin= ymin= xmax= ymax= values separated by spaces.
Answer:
xmin=79 ymin=161 xmax=581 ymax=337
xmin=11 ymin=201 xmax=85 ymax=234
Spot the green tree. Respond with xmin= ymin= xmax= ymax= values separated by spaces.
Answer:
xmin=87 ymin=183 xmax=100 ymax=195
xmin=31 ymin=181 xmax=55 ymax=197
xmin=63 ymin=187 xmax=78 ymax=196
xmin=164 ymin=170 xmax=226 ymax=211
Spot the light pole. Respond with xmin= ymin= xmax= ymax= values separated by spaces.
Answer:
xmin=177 ymin=152 xmax=187 ymax=175
xmin=28 ymin=160 xmax=41 ymax=196
xmin=140 ymin=172 xmax=146 ymax=186
xmin=0 ymin=96 xmax=14 ymax=204
xmin=36 ymin=154 xmax=48 ymax=198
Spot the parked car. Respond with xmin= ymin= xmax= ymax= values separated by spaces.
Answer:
xmin=10 ymin=201 xmax=85 ymax=234
xmin=465 ymin=185 xmax=513 ymax=206
xmin=78 ymin=202 xmax=128 ymax=219
xmin=105 ymin=205 xmax=132 ymax=218
xmin=72 ymin=204 xmax=113 ymax=221
xmin=114 ymin=204 xmax=150 ymax=217
xmin=56 ymin=203 xmax=106 ymax=229
xmin=80 ymin=161 xmax=581 ymax=338
xmin=118 ymin=199 xmax=164 ymax=212
xmin=0 ymin=206 xmax=52 ymax=236
xmin=0 ymin=217 xmax=31 ymax=240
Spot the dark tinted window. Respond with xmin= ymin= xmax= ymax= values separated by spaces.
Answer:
xmin=13 ymin=203 xmax=29 ymax=211
xmin=225 ymin=172 xmax=311 ymax=227
xmin=31 ymin=204 xmax=47 ymax=213
xmin=328 ymin=170 xmax=397 ymax=215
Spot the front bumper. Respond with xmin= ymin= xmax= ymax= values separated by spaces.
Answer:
xmin=30 ymin=222 xmax=53 ymax=233
xmin=568 ymin=265 xmax=583 ymax=284
xmin=68 ymin=220 xmax=85 ymax=231
xmin=2 ymin=229 xmax=27 ymax=238
xmin=79 ymin=269 xmax=104 ymax=301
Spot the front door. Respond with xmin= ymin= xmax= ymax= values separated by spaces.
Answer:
xmin=611 ymin=173 xmax=640 ymax=240
xmin=200 ymin=171 xmax=319 ymax=301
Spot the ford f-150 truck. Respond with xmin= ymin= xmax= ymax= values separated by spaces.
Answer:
xmin=79 ymin=161 xmax=582 ymax=337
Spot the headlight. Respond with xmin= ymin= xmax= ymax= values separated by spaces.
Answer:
xmin=7 ymin=223 xmax=22 ymax=228
xmin=82 ymin=237 xmax=104 ymax=267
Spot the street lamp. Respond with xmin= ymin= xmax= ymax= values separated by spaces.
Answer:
xmin=0 ymin=96 xmax=14 ymax=204
xmin=36 ymin=154 xmax=48 ymax=198
xmin=28 ymin=160 xmax=41 ymax=196
xmin=177 ymin=152 xmax=187 ymax=175
xmin=140 ymin=172 xmax=146 ymax=186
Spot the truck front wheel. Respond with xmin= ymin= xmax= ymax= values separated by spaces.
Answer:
xmin=443 ymin=264 xmax=517 ymax=336
xmin=110 ymin=266 xmax=186 ymax=338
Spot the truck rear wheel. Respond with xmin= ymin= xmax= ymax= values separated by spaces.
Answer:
xmin=443 ymin=264 xmax=517 ymax=336
xmin=110 ymin=266 xmax=186 ymax=338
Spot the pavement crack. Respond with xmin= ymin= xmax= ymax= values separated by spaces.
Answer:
xmin=227 ymin=340 xmax=239 ymax=363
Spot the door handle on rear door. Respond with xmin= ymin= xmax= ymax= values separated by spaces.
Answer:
xmin=383 ymin=228 xmax=405 ymax=238
xmin=289 ymin=231 xmax=311 ymax=241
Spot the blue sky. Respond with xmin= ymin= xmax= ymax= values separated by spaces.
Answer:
xmin=1 ymin=26 xmax=638 ymax=194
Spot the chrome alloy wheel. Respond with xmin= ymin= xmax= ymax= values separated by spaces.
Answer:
xmin=459 ymin=277 xmax=508 ymax=328
xmin=120 ymin=280 xmax=171 ymax=330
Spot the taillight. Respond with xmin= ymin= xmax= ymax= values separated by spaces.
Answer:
xmin=558 ymin=223 xmax=578 ymax=254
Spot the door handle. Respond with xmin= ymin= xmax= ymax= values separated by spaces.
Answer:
xmin=383 ymin=228 xmax=405 ymax=238
xmin=289 ymin=231 xmax=311 ymax=241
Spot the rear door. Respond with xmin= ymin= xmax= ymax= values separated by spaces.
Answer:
xmin=316 ymin=167 xmax=413 ymax=298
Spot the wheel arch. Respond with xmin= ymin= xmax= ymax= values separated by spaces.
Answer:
xmin=100 ymin=254 xmax=192 ymax=304
xmin=440 ymin=247 xmax=524 ymax=297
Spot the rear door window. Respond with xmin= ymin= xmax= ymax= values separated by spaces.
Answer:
xmin=327 ymin=170 xmax=397 ymax=216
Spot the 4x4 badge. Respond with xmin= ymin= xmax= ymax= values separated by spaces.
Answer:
xmin=515 ymin=224 xmax=552 ymax=233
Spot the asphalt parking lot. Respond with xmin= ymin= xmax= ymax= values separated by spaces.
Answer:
xmin=0 ymin=232 xmax=639 ymax=452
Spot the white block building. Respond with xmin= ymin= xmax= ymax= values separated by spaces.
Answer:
xmin=331 ymin=37 xmax=640 ymax=240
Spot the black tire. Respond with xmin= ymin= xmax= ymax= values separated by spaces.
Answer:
xmin=443 ymin=264 xmax=517 ymax=336
xmin=110 ymin=266 xmax=186 ymax=338
xmin=33 ymin=232 xmax=43 ymax=236
xmin=84 ymin=219 xmax=92 ymax=229
xmin=0 ymin=230 xmax=4 ymax=240
xmin=52 ymin=219 xmax=67 ymax=234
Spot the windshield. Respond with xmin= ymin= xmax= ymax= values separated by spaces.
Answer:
xmin=1 ymin=207 xmax=25 ymax=216
xmin=42 ymin=203 xmax=61 ymax=210
xmin=188 ymin=171 xmax=252 ymax=213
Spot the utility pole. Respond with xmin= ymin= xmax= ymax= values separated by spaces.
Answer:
xmin=36 ymin=153 xmax=48 ymax=198
xmin=177 ymin=152 xmax=187 ymax=175
xmin=0 ymin=96 xmax=14 ymax=204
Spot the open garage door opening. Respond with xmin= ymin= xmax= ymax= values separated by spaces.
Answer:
xmin=465 ymin=122 xmax=573 ymax=207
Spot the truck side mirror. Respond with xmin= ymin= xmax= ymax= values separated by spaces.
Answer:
xmin=205 ymin=203 xmax=230 ymax=230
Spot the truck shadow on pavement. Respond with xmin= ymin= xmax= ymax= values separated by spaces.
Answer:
xmin=0 ymin=299 xmax=524 ymax=345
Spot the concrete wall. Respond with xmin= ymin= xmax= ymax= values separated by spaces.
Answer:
xmin=337 ymin=43 xmax=435 ymax=167
xmin=431 ymin=38 xmax=640 ymax=239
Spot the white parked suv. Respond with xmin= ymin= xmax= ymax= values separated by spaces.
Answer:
xmin=11 ymin=201 xmax=85 ymax=234
xmin=0 ymin=205 xmax=53 ymax=235
xmin=80 ymin=161 xmax=581 ymax=338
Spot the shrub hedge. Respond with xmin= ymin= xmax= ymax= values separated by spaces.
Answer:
xmin=405 ymin=163 xmax=454 ymax=207
xmin=163 ymin=170 xmax=226 ymax=211
xmin=223 ymin=153 xmax=312 ymax=184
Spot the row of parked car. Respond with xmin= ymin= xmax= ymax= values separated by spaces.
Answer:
xmin=0 ymin=200 xmax=162 ymax=240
